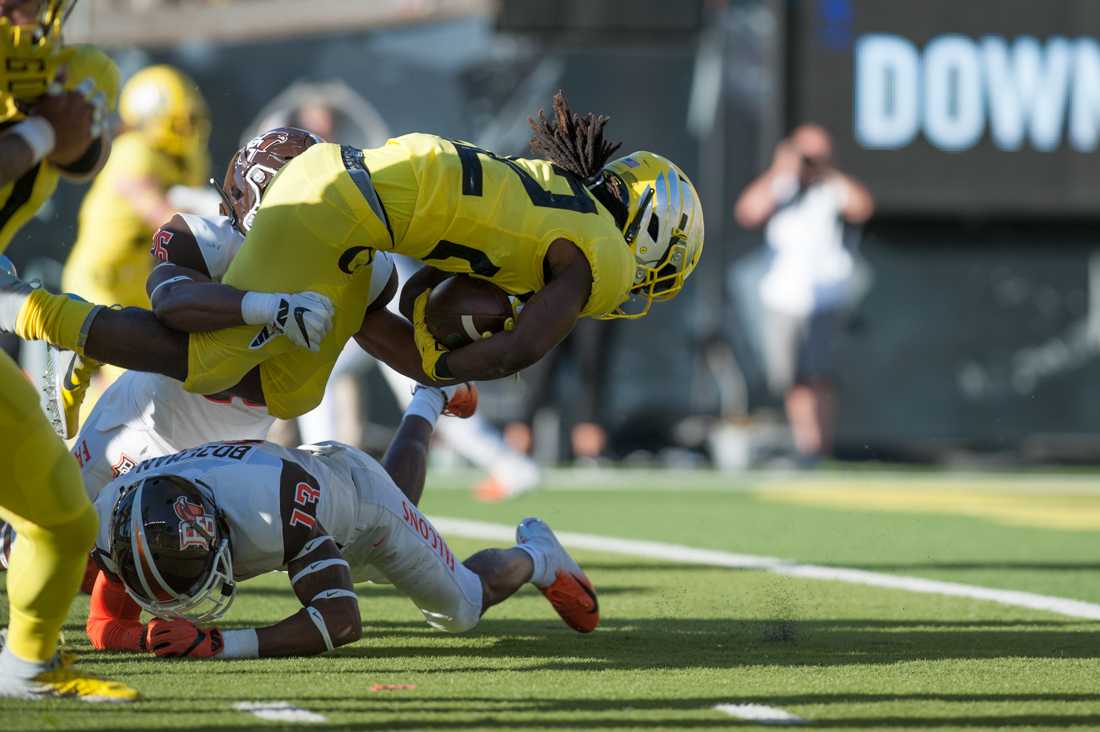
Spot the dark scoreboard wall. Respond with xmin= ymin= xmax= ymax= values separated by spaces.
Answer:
xmin=787 ymin=0 xmax=1100 ymax=215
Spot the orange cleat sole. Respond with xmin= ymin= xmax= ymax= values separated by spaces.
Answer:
xmin=540 ymin=569 xmax=599 ymax=633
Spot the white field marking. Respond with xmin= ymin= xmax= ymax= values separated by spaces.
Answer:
xmin=432 ymin=517 xmax=1100 ymax=621
xmin=234 ymin=701 xmax=326 ymax=724
xmin=714 ymin=703 xmax=805 ymax=725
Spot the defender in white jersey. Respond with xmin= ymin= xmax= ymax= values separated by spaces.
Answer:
xmin=84 ymin=398 xmax=599 ymax=659
xmin=70 ymin=209 xmax=396 ymax=501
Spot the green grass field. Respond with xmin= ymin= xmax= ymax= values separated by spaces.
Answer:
xmin=3 ymin=468 xmax=1100 ymax=730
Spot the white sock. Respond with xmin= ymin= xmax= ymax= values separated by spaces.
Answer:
xmin=0 ymin=645 xmax=51 ymax=680
xmin=405 ymin=386 xmax=445 ymax=427
xmin=514 ymin=543 xmax=550 ymax=587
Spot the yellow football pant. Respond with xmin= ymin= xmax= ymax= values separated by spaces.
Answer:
xmin=0 ymin=352 xmax=96 ymax=662
xmin=184 ymin=144 xmax=389 ymax=419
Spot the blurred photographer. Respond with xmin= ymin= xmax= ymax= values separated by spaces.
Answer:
xmin=734 ymin=124 xmax=874 ymax=462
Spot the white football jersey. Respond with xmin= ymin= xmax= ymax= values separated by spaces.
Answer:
xmin=93 ymin=440 xmax=375 ymax=582
xmin=75 ymin=214 xmax=396 ymax=499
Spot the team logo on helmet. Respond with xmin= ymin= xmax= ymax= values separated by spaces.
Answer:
xmin=173 ymin=496 xmax=216 ymax=551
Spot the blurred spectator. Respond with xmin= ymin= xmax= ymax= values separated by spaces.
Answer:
xmin=734 ymin=124 xmax=873 ymax=462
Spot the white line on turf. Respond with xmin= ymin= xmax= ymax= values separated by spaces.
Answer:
xmin=714 ymin=703 xmax=805 ymax=725
xmin=432 ymin=517 xmax=1100 ymax=621
xmin=234 ymin=701 xmax=326 ymax=724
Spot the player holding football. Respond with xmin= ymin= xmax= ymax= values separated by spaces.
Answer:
xmin=0 ymin=92 xmax=704 ymax=422
xmin=0 ymin=0 xmax=137 ymax=702
xmin=84 ymin=399 xmax=596 ymax=659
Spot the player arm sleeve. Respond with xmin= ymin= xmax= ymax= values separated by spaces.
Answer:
xmin=244 ymin=525 xmax=361 ymax=658
xmin=85 ymin=570 xmax=147 ymax=652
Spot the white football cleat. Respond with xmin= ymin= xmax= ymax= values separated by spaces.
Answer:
xmin=42 ymin=345 xmax=97 ymax=440
xmin=515 ymin=517 xmax=599 ymax=633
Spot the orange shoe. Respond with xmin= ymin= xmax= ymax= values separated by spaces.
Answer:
xmin=515 ymin=518 xmax=599 ymax=633
xmin=474 ymin=476 xmax=512 ymax=502
xmin=441 ymin=382 xmax=478 ymax=418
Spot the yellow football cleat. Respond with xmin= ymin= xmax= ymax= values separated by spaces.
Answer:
xmin=43 ymin=345 xmax=99 ymax=440
xmin=0 ymin=653 xmax=139 ymax=703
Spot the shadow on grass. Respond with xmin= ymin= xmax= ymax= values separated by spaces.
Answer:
xmin=62 ymin=614 xmax=1100 ymax=671
xmin=577 ymin=560 xmax=1100 ymax=573
xmin=12 ymin=692 xmax=1100 ymax=730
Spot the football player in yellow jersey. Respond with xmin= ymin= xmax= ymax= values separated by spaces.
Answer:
xmin=63 ymin=65 xmax=210 ymax=310
xmin=0 ymin=0 xmax=138 ymax=703
xmin=0 ymin=92 xmax=703 ymax=425
xmin=55 ymin=65 xmax=210 ymax=435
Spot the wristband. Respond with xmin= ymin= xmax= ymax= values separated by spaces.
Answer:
xmin=11 ymin=117 xmax=56 ymax=164
xmin=240 ymin=292 xmax=282 ymax=326
xmin=220 ymin=628 xmax=259 ymax=659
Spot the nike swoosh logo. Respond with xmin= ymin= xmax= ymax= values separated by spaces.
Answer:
xmin=293 ymin=307 xmax=311 ymax=348
xmin=62 ymin=354 xmax=78 ymax=391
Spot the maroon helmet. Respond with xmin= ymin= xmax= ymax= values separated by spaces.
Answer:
xmin=219 ymin=126 xmax=323 ymax=232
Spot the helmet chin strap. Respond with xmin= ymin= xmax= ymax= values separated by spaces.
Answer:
xmin=209 ymin=178 xmax=241 ymax=231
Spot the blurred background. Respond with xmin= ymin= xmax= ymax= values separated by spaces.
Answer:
xmin=11 ymin=0 xmax=1100 ymax=471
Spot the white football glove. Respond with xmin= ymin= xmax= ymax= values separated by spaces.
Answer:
xmin=241 ymin=291 xmax=334 ymax=352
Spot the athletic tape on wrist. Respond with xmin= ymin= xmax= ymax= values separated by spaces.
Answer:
xmin=11 ymin=117 xmax=56 ymax=163
xmin=220 ymin=628 xmax=259 ymax=659
xmin=289 ymin=558 xmax=349 ymax=585
xmin=305 ymin=606 xmax=334 ymax=652
xmin=240 ymin=291 xmax=282 ymax=326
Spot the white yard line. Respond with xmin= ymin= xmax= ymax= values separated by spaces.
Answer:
xmin=432 ymin=517 xmax=1100 ymax=621
xmin=714 ymin=703 xmax=806 ymax=725
xmin=234 ymin=701 xmax=327 ymax=724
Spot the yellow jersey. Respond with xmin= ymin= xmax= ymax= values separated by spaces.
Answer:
xmin=63 ymin=131 xmax=208 ymax=308
xmin=0 ymin=45 xmax=118 ymax=254
xmin=0 ymin=89 xmax=60 ymax=253
xmin=361 ymin=133 xmax=635 ymax=318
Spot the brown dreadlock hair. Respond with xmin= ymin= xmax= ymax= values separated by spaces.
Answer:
xmin=528 ymin=90 xmax=622 ymax=183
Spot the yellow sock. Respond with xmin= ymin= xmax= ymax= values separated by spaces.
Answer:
xmin=15 ymin=290 xmax=97 ymax=354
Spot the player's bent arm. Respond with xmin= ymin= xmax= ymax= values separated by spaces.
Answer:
xmin=355 ymin=307 xmax=449 ymax=385
xmin=85 ymin=570 xmax=148 ymax=652
xmin=252 ymin=527 xmax=361 ymax=657
xmin=441 ymin=239 xmax=591 ymax=380
xmin=55 ymin=133 xmax=112 ymax=182
xmin=146 ymin=262 xmax=251 ymax=332
xmin=0 ymin=123 xmax=48 ymax=187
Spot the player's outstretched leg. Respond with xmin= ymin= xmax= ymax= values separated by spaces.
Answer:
xmin=0 ymin=271 xmax=189 ymax=381
xmin=515 ymin=518 xmax=599 ymax=633
xmin=459 ymin=518 xmax=599 ymax=633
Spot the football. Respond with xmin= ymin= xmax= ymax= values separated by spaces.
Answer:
xmin=426 ymin=275 xmax=514 ymax=349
